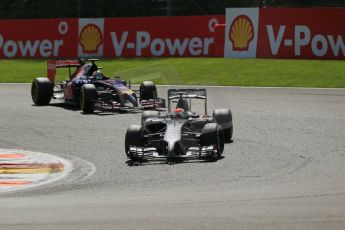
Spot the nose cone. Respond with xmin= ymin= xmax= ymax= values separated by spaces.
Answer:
xmin=166 ymin=140 xmax=177 ymax=155
xmin=127 ymin=94 xmax=138 ymax=107
xmin=164 ymin=122 xmax=183 ymax=155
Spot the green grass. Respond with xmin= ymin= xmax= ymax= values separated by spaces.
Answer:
xmin=1 ymin=58 xmax=344 ymax=88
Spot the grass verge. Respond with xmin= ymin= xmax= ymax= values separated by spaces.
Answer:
xmin=0 ymin=58 xmax=344 ymax=88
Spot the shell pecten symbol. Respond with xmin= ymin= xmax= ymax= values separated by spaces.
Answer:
xmin=229 ymin=15 xmax=254 ymax=51
xmin=79 ymin=24 xmax=103 ymax=53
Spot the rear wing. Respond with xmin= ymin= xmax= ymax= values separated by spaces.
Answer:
xmin=167 ymin=88 xmax=207 ymax=114
xmin=168 ymin=88 xmax=207 ymax=99
xmin=47 ymin=59 xmax=83 ymax=82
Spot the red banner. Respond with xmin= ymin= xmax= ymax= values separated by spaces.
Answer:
xmin=224 ymin=8 xmax=345 ymax=60
xmin=0 ymin=16 xmax=224 ymax=58
xmin=102 ymin=16 xmax=224 ymax=57
xmin=3 ymin=10 xmax=344 ymax=60
xmin=257 ymin=8 xmax=345 ymax=59
xmin=0 ymin=19 xmax=77 ymax=58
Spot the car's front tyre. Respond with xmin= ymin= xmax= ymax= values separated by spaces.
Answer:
xmin=213 ymin=108 xmax=233 ymax=142
xmin=125 ymin=125 xmax=144 ymax=159
xmin=140 ymin=81 xmax=157 ymax=100
xmin=80 ymin=84 xmax=98 ymax=113
xmin=200 ymin=123 xmax=224 ymax=161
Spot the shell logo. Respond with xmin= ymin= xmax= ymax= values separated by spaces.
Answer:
xmin=79 ymin=24 xmax=103 ymax=53
xmin=229 ymin=15 xmax=254 ymax=51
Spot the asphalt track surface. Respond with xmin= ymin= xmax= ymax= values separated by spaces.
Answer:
xmin=1 ymin=84 xmax=345 ymax=230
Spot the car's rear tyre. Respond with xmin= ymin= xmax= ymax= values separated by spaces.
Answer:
xmin=213 ymin=108 xmax=233 ymax=142
xmin=80 ymin=84 xmax=98 ymax=113
xmin=140 ymin=81 xmax=157 ymax=101
xmin=31 ymin=78 xmax=54 ymax=105
xmin=125 ymin=125 xmax=144 ymax=159
xmin=200 ymin=123 xmax=224 ymax=161
xmin=141 ymin=110 xmax=159 ymax=125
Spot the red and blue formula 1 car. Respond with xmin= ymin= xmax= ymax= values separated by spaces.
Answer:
xmin=31 ymin=59 xmax=165 ymax=113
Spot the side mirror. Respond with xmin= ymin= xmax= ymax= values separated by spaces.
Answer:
xmin=158 ymin=98 xmax=166 ymax=108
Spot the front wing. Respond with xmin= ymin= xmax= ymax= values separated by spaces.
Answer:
xmin=127 ymin=146 xmax=217 ymax=161
xmin=93 ymin=98 xmax=165 ymax=111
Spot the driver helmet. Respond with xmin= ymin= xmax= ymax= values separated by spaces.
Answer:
xmin=174 ymin=107 xmax=186 ymax=119
xmin=92 ymin=70 xmax=104 ymax=80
